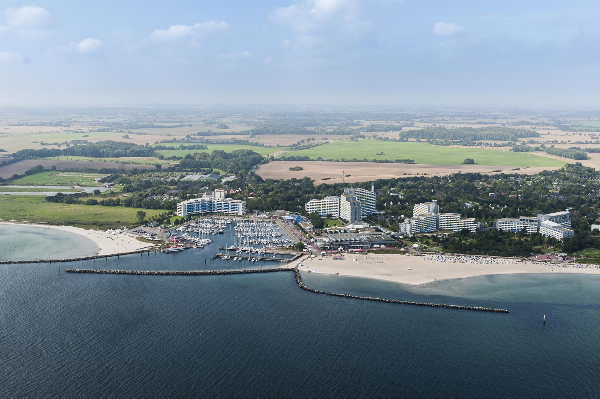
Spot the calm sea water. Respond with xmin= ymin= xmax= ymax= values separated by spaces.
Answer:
xmin=1 ymin=229 xmax=599 ymax=398
xmin=0 ymin=224 xmax=99 ymax=261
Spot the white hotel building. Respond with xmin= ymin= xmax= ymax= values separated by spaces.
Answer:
xmin=304 ymin=186 xmax=377 ymax=223
xmin=495 ymin=216 xmax=539 ymax=234
xmin=177 ymin=190 xmax=246 ymax=216
xmin=399 ymin=200 xmax=479 ymax=235
xmin=496 ymin=210 xmax=573 ymax=241
xmin=305 ymin=196 xmax=341 ymax=218
xmin=344 ymin=186 xmax=376 ymax=216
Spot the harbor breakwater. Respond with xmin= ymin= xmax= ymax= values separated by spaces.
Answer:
xmin=0 ymin=249 xmax=158 ymax=265
xmin=65 ymin=267 xmax=509 ymax=313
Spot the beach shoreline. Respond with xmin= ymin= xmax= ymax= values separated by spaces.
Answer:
xmin=0 ymin=221 xmax=156 ymax=257
xmin=294 ymin=253 xmax=600 ymax=286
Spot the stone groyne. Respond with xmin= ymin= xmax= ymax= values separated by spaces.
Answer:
xmin=293 ymin=269 xmax=509 ymax=314
xmin=64 ymin=267 xmax=509 ymax=313
xmin=65 ymin=267 xmax=294 ymax=276
xmin=0 ymin=249 xmax=158 ymax=265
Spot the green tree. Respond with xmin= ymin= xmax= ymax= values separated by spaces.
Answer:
xmin=308 ymin=212 xmax=324 ymax=228
xmin=463 ymin=158 xmax=475 ymax=164
xmin=136 ymin=210 xmax=146 ymax=225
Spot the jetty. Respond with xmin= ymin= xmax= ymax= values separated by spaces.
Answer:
xmin=0 ymin=249 xmax=159 ymax=265
xmin=65 ymin=267 xmax=509 ymax=314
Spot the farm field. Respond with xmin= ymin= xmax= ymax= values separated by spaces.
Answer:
xmin=0 ymin=196 xmax=166 ymax=229
xmin=154 ymin=143 xmax=285 ymax=157
xmin=0 ymin=160 xmax=155 ymax=179
xmin=256 ymin=161 xmax=564 ymax=184
xmin=11 ymin=171 xmax=108 ymax=186
xmin=0 ymin=187 xmax=83 ymax=193
xmin=283 ymin=140 xmax=566 ymax=167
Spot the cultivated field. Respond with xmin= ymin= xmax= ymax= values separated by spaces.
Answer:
xmin=256 ymin=161 xmax=563 ymax=184
xmin=282 ymin=140 xmax=566 ymax=167
xmin=0 ymin=196 xmax=166 ymax=229
xmin=0 ymin=160 xmax=154 ymax=179
xmin=11 ymin=171 xmax=108 ymax=186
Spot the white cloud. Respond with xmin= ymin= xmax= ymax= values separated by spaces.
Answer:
xmin=151 ymin=21 xmax=228 ymax=41
xmin=1 ymin=5 xmax=53 ymax=38
xmin=432 ymin=22 xmax=465 ymax=36
xmin=272 ymin=0 xmax=362 ymax=34
xmin=263 ymin=57 xmax=273 ymax=65
xmin=222 ymin=50 xmax=252 ymax=59
xmin=310 ymin=0 xmax=346 ymax=18
xmin=47 ymin=38 xmax=104 ymax=57
xmin=77 ymin=38 xmax=103 ymax=54
xmin=0 ymin=50 xmax=28 ymax=63
xmin=3 ymin=5 xmax=50 ymax=29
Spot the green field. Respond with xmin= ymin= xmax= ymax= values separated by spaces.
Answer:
xmin=155 ymin=143 xmax=285 ymax=157
xmin=576 ymin=248 xmax=600 ymax=258
xmin=324 ymin=219 xmax=343 ymax=227
xmin=0 ymin=196 xmax=166 ymax=229
xmin=0 ymin=187 xmax=83 ymax=193
xmin=282 ymin=140 xmax=566 ymax=167
xmin=12 ymin=171 xmax=108 ymax=186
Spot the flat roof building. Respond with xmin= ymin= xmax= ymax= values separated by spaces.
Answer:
xmin=305 ymin=196 xmax=340 ymax=218
xmin=177 ymin=190 xmax=246 ymax=216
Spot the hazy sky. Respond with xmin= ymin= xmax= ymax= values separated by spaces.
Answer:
xmin=0 ymin=0 xmax=599 ymax=108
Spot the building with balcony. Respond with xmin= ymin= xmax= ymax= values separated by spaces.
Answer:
xmin=177 ymin=190 xmax=246 ymax=216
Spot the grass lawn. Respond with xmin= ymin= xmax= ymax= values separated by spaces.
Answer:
xmin=0 ymin=196 xmax=167 ymax=229
xmin=576 ymin=248 xmax=600 ymax=258
xmin=155 ymin=143 xmax=285 ymax=157
xmin=0 ymin=187 xmax=83 ymax=193
xmin=11 ymin=171 xmax=107 ymax=186
xmin=324 ymin=219 xmax=343 ymax=227
xmin=282 ymin=140 xmax=566 ymax=167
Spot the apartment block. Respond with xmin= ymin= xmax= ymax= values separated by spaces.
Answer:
xmin=177 ymin=190 xmax=246 ymax=216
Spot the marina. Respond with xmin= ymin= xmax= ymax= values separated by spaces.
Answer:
xmin=162 ymin=217 xmax=296 ymax=260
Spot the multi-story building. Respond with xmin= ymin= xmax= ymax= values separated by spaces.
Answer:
xmin=413 ymin=200 xmax=439 ymax=216
xmin=537 ymin=210 xmax=571 ymax=229
xmin=539 ymin=220 xmax=574 ymax=241
xmin=177 ymin=190 xmax=246 ymax=216
xmin=304 ymin=186 xmax=376 ymax=223
xmin=340 ymin=193 xmax=362 ymax=223
xmin=439 ymin=213 xmax=479 ymax=233
xmin=495 ymin=216 xmax=539 ymax=233
xmin=399 ymin=214 xmax=438 ymax=235
xmin=343 ymin=186 xmax=376 ymax=216
xmin=495 ymin=210 xmax=573 ymax=240
xmin=400 ymin=201 xmax=479 ymax=235
xmin=305 ymin=196 xmax=341 ymax=217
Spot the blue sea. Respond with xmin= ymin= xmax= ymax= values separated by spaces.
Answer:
xmin=1 ymin=227 xmax=599 ymax=398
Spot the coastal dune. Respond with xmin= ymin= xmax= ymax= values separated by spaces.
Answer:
xmin=299 ymin=253 xmax=600 ymax=286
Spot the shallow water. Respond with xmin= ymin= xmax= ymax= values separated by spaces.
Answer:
xmin=0 ymin=224 xmax=99 ymax=261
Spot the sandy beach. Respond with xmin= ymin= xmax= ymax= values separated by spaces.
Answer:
xmin=295 ymin=253 xmax=600 ymax=286
xmin=0 ymin=222 xmax=155 ymax=256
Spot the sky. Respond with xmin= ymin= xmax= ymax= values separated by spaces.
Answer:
xmin=0 ymin=0 xmax=599 ymax=108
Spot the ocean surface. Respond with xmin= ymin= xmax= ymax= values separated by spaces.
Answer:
xmin=1 ymin=228 xmax=599 ymax=398
xmin=0 ymin=224 xmax=99 ymax=261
